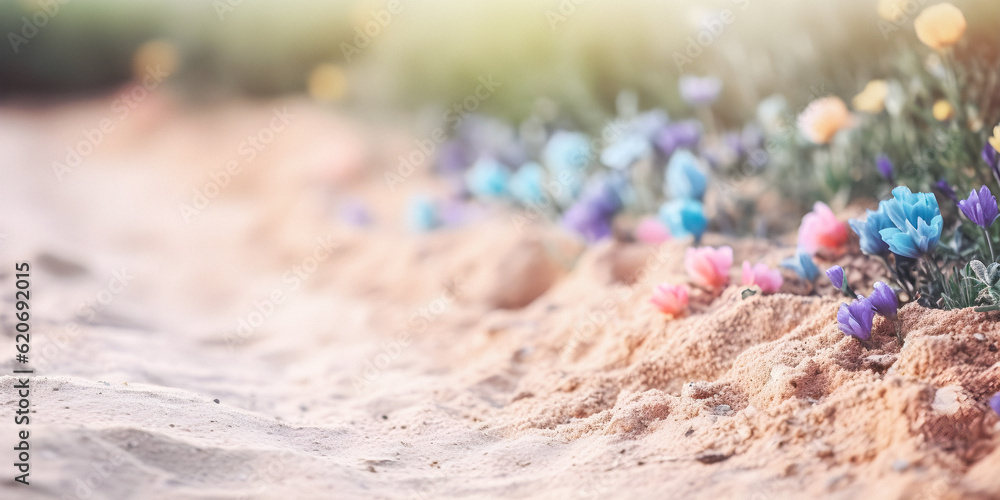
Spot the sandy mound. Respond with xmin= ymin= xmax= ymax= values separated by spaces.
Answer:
xmin=1 ymin=99 xmax=999 ymax=499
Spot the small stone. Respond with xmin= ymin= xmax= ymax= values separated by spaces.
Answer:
xmin=974 ymin=333 xmax=986 ymax=341
xmin=714 ymin=404 xmax=732 ymax=415
xmin=892 ymin=459 xmax=910 ymax=472
xmin=213 ymin=399 xmax=220 ymax=404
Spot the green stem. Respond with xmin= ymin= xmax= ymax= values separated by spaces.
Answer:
xmin=985 ymin=227 xmax=996 ymax=263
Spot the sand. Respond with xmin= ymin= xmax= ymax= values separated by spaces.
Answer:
xmin=1 ymin=95 xmax=999 ymax=500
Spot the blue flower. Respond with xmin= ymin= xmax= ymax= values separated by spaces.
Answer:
xmin=838 ymin=297 xmax=876 ymax=341
xmin=876 ymin=154 xmax=894 ymax=182
xmin=849 ymin=206 xmax=894 ymax=256
xmin=679 ymin=75 xmax=722 ymax=106
xmin=509 ymin=162 xmax=547 ymax=206
xmin=407 ymin=196 xmax=439 ymax=232
xmin=465 ymin=157 xmax=510 ymax=199
xmin=958 ymin=185 xmax=1000 ymax=228
xmin=782 ymin=251 xmax=819 ymax=281
xmin=826 ymin=265 xmax=845 ymax=289
xmin=877 ymin=187 xmax=943 ymax=259
xmin=658 ymin=199 xmax=707 ymax=241
xmin=869 ymin=281 xmax=898 ymax=320
xmin=600 ymin=134 xmax=650 ymax=170
xmin=664 ymin=149 xmax=708 ymax=201
xmin=543 ymin=131 xmax=591 ymax=172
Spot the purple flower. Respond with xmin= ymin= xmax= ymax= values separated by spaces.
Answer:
xmin=826 ymin=265 xmax=845 ymax=289
xmin=655 ymin=121 xmax=701 ymax=157
xmin=679 ymin=75 xmax=722 ymax=106
xmin=958 ymin=185 xmax=1000 ymax=228
xmin=340 ymin=199 xmax=372 ymax=227
xmin=936 ymin=179 xmax=957 ymax=204
xmin=435 ymin=140 xmax=472 ymax=175
xmin=562 ymin=202 xmax=612 ymax=243
xmin=869 ymin=281 xmax=898 ymax=320
xmin=983 ymin=143 xmax=1000 ymax=188
xmin=876 ymin=154 xmax=894 ymax=182
xmin=990 ymin=392 xmax=1000 ymax=416
xmin=838 ymin=297 xmax=876 ymax=341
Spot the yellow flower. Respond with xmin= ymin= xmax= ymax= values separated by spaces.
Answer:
xmin=877 ymin=0 xmax=909 ymax=22
xmin=798 ymin=96 xmax=851 ymax=144
xmin=914 ymin=3 xmax=967 ymax=50
xmin=989 ymin=126 xmax=1000 ymax=154
xmin=852 ymin=80 xmax=888 ymax=113
xmin=932 ymin=100 xmax=954 ymax=121
xmin=307 ymin=64 xmax=348 ymax=102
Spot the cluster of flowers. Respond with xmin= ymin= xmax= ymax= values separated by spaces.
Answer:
xmin=406 ymin=69 xmax=772 ymax=242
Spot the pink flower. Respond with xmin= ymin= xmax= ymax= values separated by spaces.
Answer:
xmin=650 ymin=283 xmax=689 ymax=318
xmin=797 ymin=202 xmax=848 ymax=255
xmin=635 ymin=216 xmax=671 ymax=244
xmin=685 ymin=245 xmax=733 ymax=289
xmin=741 ymin=261 xmax=783 ymax=294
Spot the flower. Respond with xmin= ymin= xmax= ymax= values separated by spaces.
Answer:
xmin=465 ymin=157 xmax=510 ymax=198
xmin=932 ymin=100 xmax=954 ymax=121
xmin=869 ymin=281 xmax=899 ymax=320
xmin=679 ymin=75 xmax=722 ymax=106
xmin=798 ymin=201 xmax=849 ymax=256
xmin=407 ymin=196 xmax=439 ymax=232
xmin=664 ymin=149 xmax=708 ymax=201
xmin=654 ymin=120 xmax=701 ymax=157
xmin=508 ymin=162 xmax=547 ymax=206
xmin=876 ymin=154 xmax=894 ymax=182
xmin=543 ymin=131 xmax=591 ymax=172
xmin=983 ymin=141 xmax=1000 ymax=188
xmin=635 ymin=217 xmax=671 ymax=244
xmin=685 ymin=246 xmax=733 ymax=289
xmin=914 ymin=3 xmax=967 ymax=51
xmin=600 ymin=134 xmax=650 ymax=170
xmin=989 ymin=125 xmax=1000 ymax=155
xmin=878 ymin=186 xmax=943 ymax=258
xmin=958 ymin=186 xmax=1000 ymax=228
xmin=650 ymin=283 xmax=689 ymax=318
xmin=659 ymin=199 xmax=708 ymax=241
xmin=562 ymin=202 xmax=612 ymax=243
xmin=849 ymin=206 xmax=894 ymax=256
xmin=853 ymin=80 xmax=889 ymax=113
xmin=782 ymin=251 xmax=819 ymax=282
xmin=340 ymin=199 xmax=372 ymax=227
xmin=742 ymin=261 xmax=783 ymax=294
xmin=435 ymin=140 xmax=472 ymax=175
xmin=826 ymin=265 xmax=845 ymax=289
xmin=878 ymin=0 xmax=909 ymax=22
xmin=936 ymin=179 xmax=957 ymax=204
xmin=838 ymin=297 xmax=876 ymax=341
xmin=990 ymin=392 xmax=1000 ymax=416
xmin=798 ymin=96 xmax=851 ymax=144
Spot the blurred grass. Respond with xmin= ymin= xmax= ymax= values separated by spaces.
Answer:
xmin=1 ymin=0 xmax=998 ymax=128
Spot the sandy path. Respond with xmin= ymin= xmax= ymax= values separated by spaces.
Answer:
xmin=2 ymin=96 xmax=1000 ymax=500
